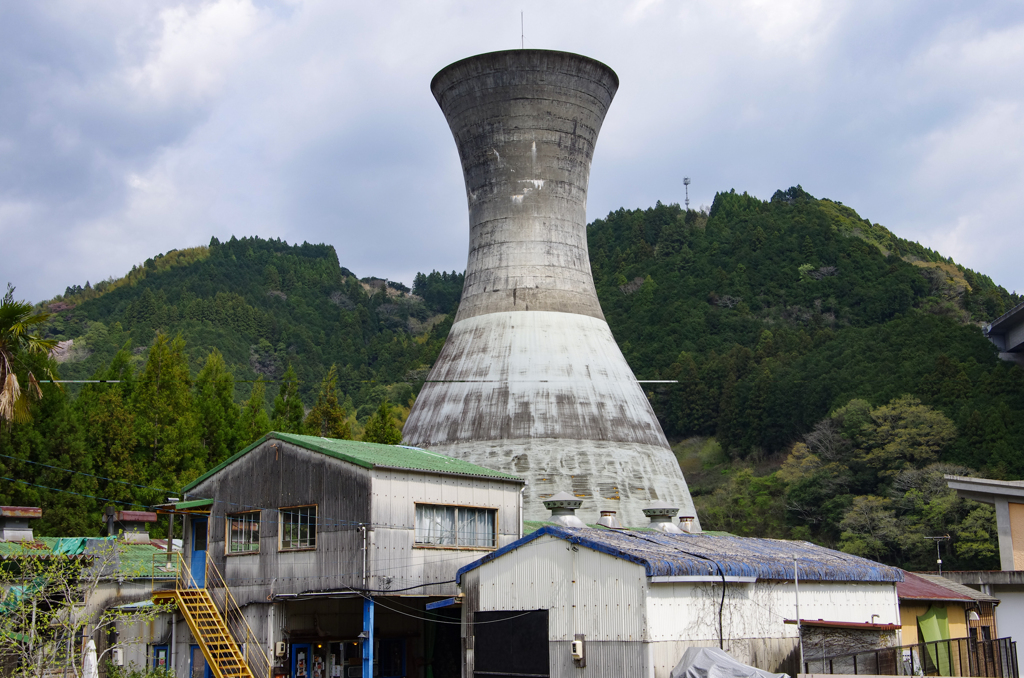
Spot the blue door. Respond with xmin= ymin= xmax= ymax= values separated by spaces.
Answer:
xmin=152 ymin=645 xmax=168 ymax=670
xmin=190 ymin=518 xmax=208 ymax=588
xmin=292 ymin=644 xmax=312 ymax=678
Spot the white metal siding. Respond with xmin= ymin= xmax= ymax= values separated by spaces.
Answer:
xmin=474 ymin=535 xmax=648 ymax=641
xmin=646 ymin=580 xmax=900 ymax=641
xmin=369 ymin=468 xmax=522 ymax=593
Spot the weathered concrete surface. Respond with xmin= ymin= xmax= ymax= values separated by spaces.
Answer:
xmin=408 ymin=312 xmax=667 ymax=447
xmin=404 ymin=49 xmax=699 ymax=528
xmin=422 ymin=438 xmax=697 ymax=527
xmin=430 ymin=49 xmax=615 ymax=323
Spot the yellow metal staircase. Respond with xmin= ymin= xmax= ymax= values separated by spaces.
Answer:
xmin=153 ymin=554 xmax=270 ymax=678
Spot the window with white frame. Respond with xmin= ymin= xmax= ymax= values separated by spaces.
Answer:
xmin=227 ymin=512 xmax=260 ymax=553
xmin=415 ymin=504 xmax=496 ymax=548
xmin=279 ymin=505 xmax=316 ymax=550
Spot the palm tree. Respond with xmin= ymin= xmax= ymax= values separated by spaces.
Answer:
xmin=0 ymin=284 xmax=58 ymax=425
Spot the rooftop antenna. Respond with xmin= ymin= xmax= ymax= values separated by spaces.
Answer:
xmin=521 ymin=12 xmax=524 ymax=49
xmin=683 ymin=177 xmax=691 ymax=210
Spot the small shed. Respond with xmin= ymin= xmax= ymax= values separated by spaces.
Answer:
xmin=455 ymin=525 xmax=904 ymax=678
xmin=898 ymin=571 xmax=1000 ymax=645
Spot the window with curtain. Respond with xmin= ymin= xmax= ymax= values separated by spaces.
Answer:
xmin=280 ymin=505 xmax=317 ymax=550
xmin=415 ymin=504 xmax=496 ymax=548
xmin=227 ymin=511 xmax=260 ymax=553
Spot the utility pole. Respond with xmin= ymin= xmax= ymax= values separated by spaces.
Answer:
xmin=794 ymin=559 xmax=804 ymax=673
xmin=926 ymin=535 xmax=950 ymax=574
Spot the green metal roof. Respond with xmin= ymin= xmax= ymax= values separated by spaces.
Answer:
xmin=0 ymin=537 xmax=89 ymax=558
xmin=174 ymin=498 xmax=214 ymax=511
xmin=184 ymin=432 xmax=523 ymax=491
xmin=0 ymin=537 xmax=172 ymax=579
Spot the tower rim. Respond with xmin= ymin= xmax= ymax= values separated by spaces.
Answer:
xmin=430 ymin=48 xmax=620 ymax=99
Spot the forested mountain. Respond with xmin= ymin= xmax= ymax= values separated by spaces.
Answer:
xmin=588 ymin=186 xmax=1022 ymax=570
xmin=3 ymin=186 xmax=1022 ymax=571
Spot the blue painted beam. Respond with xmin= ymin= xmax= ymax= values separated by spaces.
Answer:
xmin=362 ymin=597 xmax=374 ymax=678
xmin=425 ymin=597 xmax=457 ymax=610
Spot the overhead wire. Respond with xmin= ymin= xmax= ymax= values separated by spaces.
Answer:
xmin=0 ymin=452 xmax=175 ymax=493
xmin=0 ymin=452 xmax=513 ymax=535
xmin=1 ymin=476 xmax=154 ymax=509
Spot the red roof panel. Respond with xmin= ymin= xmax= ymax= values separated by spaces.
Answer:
xmin=898 ymin=571 xmax=973 ymax=601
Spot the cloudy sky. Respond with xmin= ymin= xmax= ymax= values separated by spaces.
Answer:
xmin=2 ymin=0 xmax=1023 ymax=303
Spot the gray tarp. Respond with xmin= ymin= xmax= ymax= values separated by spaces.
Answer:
xmin=670 ymin=647 xmax=789 ymax=678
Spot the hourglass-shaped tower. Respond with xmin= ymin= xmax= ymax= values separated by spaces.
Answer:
xmin=403 ymin=49 xmax=699 ymax=528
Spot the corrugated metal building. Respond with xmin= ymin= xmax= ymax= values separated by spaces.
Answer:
xmin=157 ymin=432 xmax=525 ymax=678
xmin=455 ymin=526 xmax=904 ymax=678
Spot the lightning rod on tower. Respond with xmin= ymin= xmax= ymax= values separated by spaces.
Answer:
xmin=684 ymin=177 xmax=691 ymax=210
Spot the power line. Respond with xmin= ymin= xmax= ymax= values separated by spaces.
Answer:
xmin=1 ymin=476 xmax=152 ymax=509
xmin=1 ymin=460 xmax=508 ymax=534
xmin=0 ymin=453 xmax=175 ymax=493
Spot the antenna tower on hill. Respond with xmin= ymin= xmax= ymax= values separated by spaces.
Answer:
xmin=684 ymin=177 xmax=691 ymax=210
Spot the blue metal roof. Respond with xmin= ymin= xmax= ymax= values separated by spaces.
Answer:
xmin=456 ymin=526 xmax=904 ymax=584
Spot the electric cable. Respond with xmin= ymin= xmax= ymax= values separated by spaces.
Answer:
xmin=0 ymin=453 xmax=176 ymax=493
xmin=1 ymin=476 xmax=153 ymax=509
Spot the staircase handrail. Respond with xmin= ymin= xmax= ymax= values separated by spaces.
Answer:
xmin=151 ymin=552 xmax=200 ymax=592
xmin=205 ymin=555 xmax=272 ymax=678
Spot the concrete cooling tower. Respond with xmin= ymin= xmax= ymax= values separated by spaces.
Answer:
xmin=403 ymin=49 xmax=700 ymax=529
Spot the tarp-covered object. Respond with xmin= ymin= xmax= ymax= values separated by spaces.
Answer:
xmin=670 ymin=647 xmax=789 ymax=678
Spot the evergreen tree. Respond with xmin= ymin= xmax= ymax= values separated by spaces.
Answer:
xmin=304 ymin=365 xmax=351 ymax=439
xmin=132 ymin=334 xmax=201 ymax=488
xmin=239 ymin=378 xmax=271 ymax=446
xmin=76 ymin=349 xmax=139 ymax=509
xmin=193 ymin=349 xmax=240 ymax=466
xmin=362 ymin=400 xmax=402 ymax=445
xmin=272 ymin=364 xmax=305 ymax=434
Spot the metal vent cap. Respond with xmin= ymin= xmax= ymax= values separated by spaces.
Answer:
xmin=543 ymin=491 xmax=583 ymax=510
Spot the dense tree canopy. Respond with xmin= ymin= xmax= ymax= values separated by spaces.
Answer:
xmin=4 ymin=188 xmax=1022 ymax=571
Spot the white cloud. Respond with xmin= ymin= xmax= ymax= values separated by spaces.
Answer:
xmin=2 ymin=0 xmax=1024 ymax=301
xmin=126 ymin=0 xmax=268 ymax=104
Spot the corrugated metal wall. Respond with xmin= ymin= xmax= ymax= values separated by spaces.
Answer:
xmin=648 ymin=639 xmax=800 ymax=677
xmin=463 ymin=536 xmax=900 ymax=678
xmin=550 ymin=640 xmax=648 ymax=678
xmin=370 ymin=468 xmax=522 ymax=596
xmin=189 ymin=440 xmax=522 ymax=605
xmin=192 ymin=441 xmax=371 ymax=606
xmin=463 ymin=535 xmax=652 ymax=678
xmin=647 ymin=580 xmax=898 ymax=642
xmin=474 ymin=534 xmax=648 ymax=642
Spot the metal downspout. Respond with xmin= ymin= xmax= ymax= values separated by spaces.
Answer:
xmin=518 ymin=484 xmax=527 ymax=538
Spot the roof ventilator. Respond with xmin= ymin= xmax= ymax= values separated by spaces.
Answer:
xmin=643 ymin=501 xmax=683 ymax=533
xmin=596 ymin=510 xmax=622 ymax=529
xmin=0 ymin=506 xmax=42 ymax=542
xmin=543 ymin=492 xmax=586 ymax=528
xmin=104 ymin=507 xmax=158 ymax=543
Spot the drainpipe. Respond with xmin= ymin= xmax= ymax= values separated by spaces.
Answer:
xmin=518 ymin=483 xmax=527 ymax=539
xmin=361 ymin=526 xmax=368 ymax=589
xmin=170 ymin=615 xmax=176 ymax=675
xmin=267 ymin=603 xmax=275 ymax=669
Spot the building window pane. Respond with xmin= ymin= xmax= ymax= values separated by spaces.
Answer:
xmin=458 ymin=507 xmax=496 ymax=548
xmin=228 ymin=512 xmax=260 ymax=553
xmin=415 ymin=505 xmax=495 ymax=548
xmin=280 ymin=506 xmax=317 ymax=550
